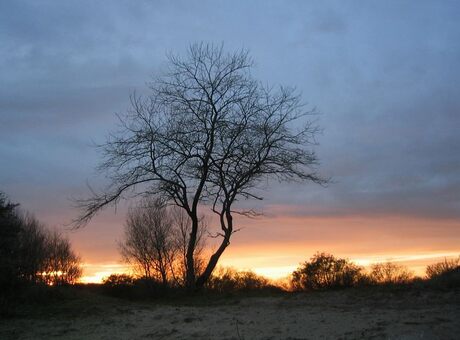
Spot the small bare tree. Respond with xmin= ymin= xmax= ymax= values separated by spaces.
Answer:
xmin=77 ymin=43 xmax=325 ymax=289
xmin=120 ymin=198 xmax=175 ymax=285
xmin=120 ymin=198 xmax=206 ymax=287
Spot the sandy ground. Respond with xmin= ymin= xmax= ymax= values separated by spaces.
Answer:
xmin=1 ymin=288 xmax=459 ymax=339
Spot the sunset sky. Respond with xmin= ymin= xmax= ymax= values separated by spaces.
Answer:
xmin=1 ymin=1 xmax=459 ymax=282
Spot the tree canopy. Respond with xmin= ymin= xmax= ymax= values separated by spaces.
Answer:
xmin=77 ymin=43 xmax=325 ymax=289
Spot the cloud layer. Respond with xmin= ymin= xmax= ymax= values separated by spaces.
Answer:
xmin=1 ymin=1 xmax=459 ymax=252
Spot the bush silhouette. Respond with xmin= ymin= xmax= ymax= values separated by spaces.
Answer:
xmin=425 ymin=257 xmax=460 ymax=289
xmin=103 ymin=274 xmax=135 ymax=287
xmin=291 ymin=252 xmax=363 ymax=291
xmin=368 ymin=262 xmax=413 ymax=285
xmin=102 ymin=274 xmax=172 ymax=298
xmin=426 ymin=257 xmax=459 ymax=279
xmin=102 ymin=274 xmax=140 ymax=298
xmin=206 ymin=267 xmax=278 ymax=293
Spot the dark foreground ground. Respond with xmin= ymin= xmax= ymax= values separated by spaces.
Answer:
xmin=1 ymin=286 xmax=459 ymax=339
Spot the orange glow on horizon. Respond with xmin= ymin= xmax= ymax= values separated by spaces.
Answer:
xmin=78 ymin=251 xmax=459 ymax=283
xmin=219 ymin=251 xmax=460 ymax=279
xmin=73 ymin=214 xmax=460 ymax=283
xmin=79 ymin=263 xmax=130 ymax=284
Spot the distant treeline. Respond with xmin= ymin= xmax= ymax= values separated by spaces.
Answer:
xmin=0 ymin=192 xmax=82 ymax=315
xmin=2 ymin=190 xmax=459 ymax=314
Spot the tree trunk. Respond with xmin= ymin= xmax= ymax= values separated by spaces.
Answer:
xmin=185 ymin=215 xmax=198 ymax=290
xmin=195 ymin=234 xmax=230 ymax=288
xmin=195 ymin=211 xmax=233 ymax=288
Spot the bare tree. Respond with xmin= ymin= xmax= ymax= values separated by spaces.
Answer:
xmin=120 ymin=198 xmax=207 ymax=287
xmin=120 ymin=198 xmax=174 ymax=285
xmin=76 ymin=43 xmax=325 ymax=289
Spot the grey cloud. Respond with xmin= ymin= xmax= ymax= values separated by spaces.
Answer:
xmin=0 ymin=0 xmax=459 ymax=224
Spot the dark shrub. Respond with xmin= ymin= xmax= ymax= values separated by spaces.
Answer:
xmin=426 ymin=257 xmax=459 ymax=279
xmin=428 ymin=267 xmax=460 ymax=289
xmin=102 ymin=274 xmax=135 ymax=297
xmin=426 ymin=258 xmax=460 ymax=289
xmin=368 ymin=262 xmax=414 ymax=285
xmin=102 ymin=274 xmax=169 ymax=298
xmin=206 ymin=267 xmax=279 ymax=293
xmin=291 ymin=252 xmax=363 ymax=291
xmin=103 ymin=274 xmax=135 ymax=286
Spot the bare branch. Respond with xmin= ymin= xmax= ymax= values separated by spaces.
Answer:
xmin=75 ymin=42 xmax=326 ymax=289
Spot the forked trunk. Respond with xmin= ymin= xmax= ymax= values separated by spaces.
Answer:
xmin=195 ymin=211 xmax=233 ymax=289
xmin=195 ymin=234 xmax=230 ymax=288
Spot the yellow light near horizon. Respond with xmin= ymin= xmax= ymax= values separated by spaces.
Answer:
xmin=253 ymin=266 xmax=297 ymax=279
xmin=350 ymin=252 xmax=460 ymax=275
xmin=252 ymin=253 xmax=459 ymax=279
xmin=70 ymin=213 xmax=459 ymax=285
xmin=80 ymin=271 xmax=116 ymax=284
xmin=79 ymin=262 xmax=130 ymax=283
xmin=77 ymin=252 xmax=459 ymax=283
xmin=351 ymin=252 xmax=460 ymax=265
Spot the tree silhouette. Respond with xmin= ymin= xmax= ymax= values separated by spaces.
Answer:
xmin=120 ymin=198 xmax=174 ymax=285
xmin=1 ymin=192 xmax=82 ymax=314
xmin=77 ymin=43 xmax=325 ymax=289
xmin=0 ymin=192 xmax=21 ymax=314
xmin=2 ymin=193 xmax=82 ymax=285
xmin=42 ymin=230 xmax=82 ymax=285
xmin=120 ymin=197 xmax=207 ymax=287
